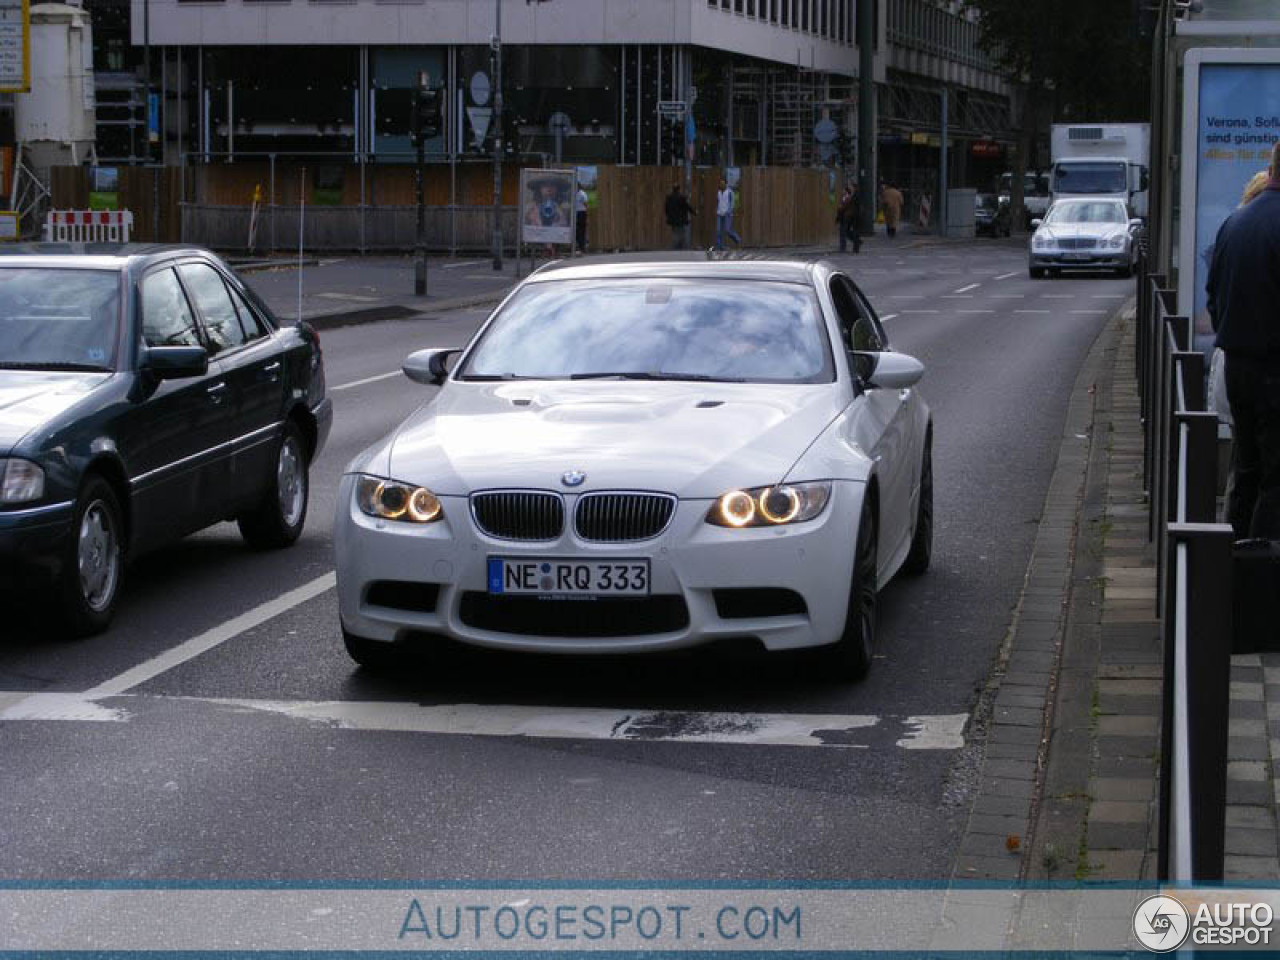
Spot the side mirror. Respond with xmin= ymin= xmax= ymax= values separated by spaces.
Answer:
xmin=857 ymin=351 xmax=925 ymax=390
xmin=1030 ymin=218 xmax=1043 ymax=229
xmin=141 ymin=345 xmax=209 ymax=380
xmin=1129 ymin=218 xmax=1144 ymax=231
xmin=403 ymin=347 xmax=461 ymax=386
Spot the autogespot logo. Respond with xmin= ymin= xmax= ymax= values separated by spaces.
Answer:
xmin=1133 ymin=895 xmax=1190 ymax=952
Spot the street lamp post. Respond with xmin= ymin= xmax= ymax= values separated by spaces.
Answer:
xmin=491 ymin=0 xmax=503 ymax=270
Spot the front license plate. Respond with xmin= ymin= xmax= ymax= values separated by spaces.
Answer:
xmin=487 ymin=557 xmax=651 ymax=596
xmin=1065 ymin=252 xmax=1091 ymax=261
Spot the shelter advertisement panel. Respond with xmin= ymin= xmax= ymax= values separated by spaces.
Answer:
xmin=520 ymin=168 xmax=576 ymax=246
xmin=1179 ymin=49 xmax=1280 ymax=352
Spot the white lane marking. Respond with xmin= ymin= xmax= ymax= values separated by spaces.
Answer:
xmin=1015 ymin=310 xmax=1051 ymax=315
xmin=331 ymin=370 xmax=401 ymax=392
xmin=994 ymin=271 xmax=1019 ymax=280
xmin=442 ymin=259 xmax=485 ymax=270
xmin=0 ymin=693 xmax=130 ymax=722
xmin=879 ymin=313 xmax=899 ymax=321
xmin=81 ymin=573 xmax=338 ymax=699
xmin=1092 ymin=294 xmax=1127 ymax=299
xmin=1041 ymin=294 xmax=1074 ymax=299
xmin=316 ymin=292 xmax=380 ymax=303
xmin=954 ymin=283 xmax=980 ymax=293
xmin=0 ymin=694 xmax=970 ymax=751
xmin=897 ymin=715 xmax=968 ymax=750
xmin=957 ymin=310 xmax=995 ymax=314
xmin=940 ymin=295 xmax=972 ymax=299
xmin=185 ymin=699 xmax=896 ymax=747
xmin=991 ymin=294 xmax=1026 ymax=298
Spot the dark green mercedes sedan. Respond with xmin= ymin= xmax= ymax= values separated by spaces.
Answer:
xmin=0 ymin=244 xmax=331 ymax=636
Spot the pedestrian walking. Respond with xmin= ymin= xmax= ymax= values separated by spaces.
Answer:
xmin=837 ymin=185 xmax=862 ymax=254
xmin=1205 ymin=141 xmax=1280 ymax=539
xmin=574 ymin=185 xmax=589 ymax=255
xmin=880 ymin=181 xmax=904 ymax=238
xmin=665 ymin=184 xmax=694 ymax=249
xmin=715 ymin=177 xmax=742 ymax=250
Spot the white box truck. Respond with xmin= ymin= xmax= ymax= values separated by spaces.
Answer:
xmin=1050 ymin=122 xmax=1151 ymax=218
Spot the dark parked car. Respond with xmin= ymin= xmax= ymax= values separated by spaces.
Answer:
xmin=975 ymin=193 xmax=1011 ymax=237
xmin=0 ymin=244 xmax=331 ymax=635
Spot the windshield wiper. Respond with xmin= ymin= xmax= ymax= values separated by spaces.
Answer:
xmin=569 ymin=371 xmax=745 ymax=382
xmin=0 ymin=361 xmax=110 ymax=372
xmin=457 ymin=373 xmax=538 ymax=381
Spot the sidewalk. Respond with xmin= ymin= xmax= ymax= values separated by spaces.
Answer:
xmin=949 ymin=297 xmax=1280 ymax=887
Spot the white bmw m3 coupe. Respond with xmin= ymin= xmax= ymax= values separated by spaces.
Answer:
xmin=334 ymin=257 xmax=932 ymax=680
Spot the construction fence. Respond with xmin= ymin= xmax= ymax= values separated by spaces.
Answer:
xmin=50 ymin=160 xmax=843 ymax=254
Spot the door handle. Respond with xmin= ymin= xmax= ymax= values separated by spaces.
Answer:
xmin=207 ymin=381 xmax=228 ymax=404
xmin=263 ymin=361 xmax=281 ymax=379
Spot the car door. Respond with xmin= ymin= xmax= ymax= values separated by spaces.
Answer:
xmin=176 ymin=260 xmax=285 ymax=509
xmin=830 ymin=274 xmax=914 ymax=573
xmin=118 ymin=265 xmax=232 ymax=551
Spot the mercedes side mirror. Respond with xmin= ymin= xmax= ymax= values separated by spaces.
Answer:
xmin=856 ymin=351 xmax=925 ymax=390
xmin=403 ymin=348 xmax=462 ymax=386
xmin=1030 ymin=218 xmax=1043 ymax=229
xmin=141 ymin=345 xmax=209 ymax=380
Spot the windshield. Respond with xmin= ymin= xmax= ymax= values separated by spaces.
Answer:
xmin=1045 ymin=201 xmax=1127 ymax=225
xmin=0 ymin=268 xmax=120 ymax=371
xmin=459 ymin=278 xmax=833 ymax=384
xmin=1053 ymin=162 xmax=1126 ymax=195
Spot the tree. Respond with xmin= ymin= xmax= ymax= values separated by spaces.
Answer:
xmin=962 ymin=0 xmax=1151 ymax=227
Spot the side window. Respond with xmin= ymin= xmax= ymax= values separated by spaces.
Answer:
xmin=831 ymin=276 xmax=883 ymax=352
xmin=178 ymin=262 xmax=246 ymax=355
xmin=828 ymin=276 xmax=860 ymax=348
xmin=851 ymin=287 xmax=887 ymax=352
xmin=141 ymin=268 xmax=202 ymax=348
xmin=226 ymin=283 xmax=269 ymax=342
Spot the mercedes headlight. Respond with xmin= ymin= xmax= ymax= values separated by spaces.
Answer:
xmin=1032 ymin=234 xmax=1050 ymax=249
xmin=355 ymin=475 xmax=444 ymax=523
xmin=706 ymin=482 xmax=831 ymax=528
xmin=0 ymin=459 xmax=44 ymax=504
xmin=1106 ymin=235 xmax=1125 ymax=249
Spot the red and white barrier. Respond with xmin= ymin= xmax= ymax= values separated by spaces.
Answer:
xmin=43 ymin=210 xmax=134 ymax=243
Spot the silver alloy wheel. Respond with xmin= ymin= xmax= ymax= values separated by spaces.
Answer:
xmin=277 ymin=435 xmax=305 ymax=528
xmin=78 ymin=500 xmax=119 ymax=612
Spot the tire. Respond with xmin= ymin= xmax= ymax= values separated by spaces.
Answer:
xmin=1029 ymin=266 xmax=1045 ymax=279
xmin=820 ymin=494 xmax=878 ymax=682
xmin=238 ymin=421 xmax=309 ymax=549
xmin=900 ymin=436 xmax=933 ymax=576
xmin=57 ymin=476 xmax=125 ymax=637
xmin=343 ymin=629 xmax=403 ymax=672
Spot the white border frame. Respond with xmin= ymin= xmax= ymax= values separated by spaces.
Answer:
xmin=1178 ymin=47 xmax=1280 ymax=331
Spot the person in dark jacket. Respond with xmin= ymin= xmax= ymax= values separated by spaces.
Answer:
xmin=665 ymin=185 xmax=695 ymax=249
xmin=837 ymin=185 xmax=862 ymax=253
xmin=1206 ymin=140 xmax=1280 ymax=539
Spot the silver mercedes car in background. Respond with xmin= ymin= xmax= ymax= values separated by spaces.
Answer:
xmin=1028 ymin=198 xmax=1142 ymax=279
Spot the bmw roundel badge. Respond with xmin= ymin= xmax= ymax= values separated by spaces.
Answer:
xmin=561 ymin=470 xmax=586 ymax=487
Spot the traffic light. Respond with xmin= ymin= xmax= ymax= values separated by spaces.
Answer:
xmin=411 ymin=84 xmax=442 ymax=142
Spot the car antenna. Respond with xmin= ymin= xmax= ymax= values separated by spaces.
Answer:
xmin=297 ymin=166 xmax=306 ymax=324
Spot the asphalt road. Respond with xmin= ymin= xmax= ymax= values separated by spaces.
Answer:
xmin=0 ymin=240 xmax=1130 ymax=882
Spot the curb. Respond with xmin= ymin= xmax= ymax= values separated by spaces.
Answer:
xmin=949 ymin=299 xmax=1130 ymax=883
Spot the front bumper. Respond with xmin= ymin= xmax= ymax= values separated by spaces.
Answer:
xmin=333 ymin=477 xmax=866 ymax=655
xmin=0 ymin=500 xmax=75 ymax=589
xmin=1029 ymin=250 xmax=1129 ymax=268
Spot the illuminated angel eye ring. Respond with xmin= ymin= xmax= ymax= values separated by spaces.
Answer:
xmin=375 ymin=481 xmax=408 ymax=519
xmin=407 ymin=487 xmax=442 ymax=523
xmin=759 ymin=485 xmax=801 ymax=524
xmin=720 ymin=490 xmax=756 ymax=527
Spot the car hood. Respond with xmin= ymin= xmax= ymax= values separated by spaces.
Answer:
xmin=379 ymin=381 xmax=846 ymax=499
xmin=0 ymin=370 xmax=112 ymax=455
xmin=1037 ymin=223 xmax=1128 ymax=243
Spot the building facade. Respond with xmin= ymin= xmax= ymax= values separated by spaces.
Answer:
xmin=102 ymin=0 xmax=1012 ymax=194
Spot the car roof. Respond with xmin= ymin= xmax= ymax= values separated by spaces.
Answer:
xmin=527 ymin=253 xmax=823 ymax=285
xmin=0 ymin=242 xmax=220 ymax=271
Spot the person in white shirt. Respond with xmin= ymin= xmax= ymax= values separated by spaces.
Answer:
xmin=715 ymin=178 xmax=741 ymax=250
xmin=574 ymin=187 xmax=589 ymax=254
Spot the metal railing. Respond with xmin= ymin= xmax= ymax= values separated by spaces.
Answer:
xmin=1135 ymin=259 xmax=1234 ymax=883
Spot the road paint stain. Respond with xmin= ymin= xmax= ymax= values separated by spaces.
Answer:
xmin=896 ymin=714 xmax=968 ymax=750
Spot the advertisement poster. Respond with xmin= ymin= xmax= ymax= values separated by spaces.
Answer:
xmin=520 ymin=168 xmax=576 ymax=246
xmin=88 ymin=166 xmax=119 ymax=211
xmin=1181 ymin=50 xmax=1280 ymax=352
xmin=575 ymin=164 xmax=598 ymax=211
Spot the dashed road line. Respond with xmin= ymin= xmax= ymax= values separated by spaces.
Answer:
xmin=954 ymin=283 xmax=981 ymax=293
xmin=1015 ymin=309 xmax=1051 ymax=315
xmin=957 ymin=310 xmax=995 ymax=314
xmin=994 ymin=271 xmax=1020 ymax=280
xmin=880 ymin=313 xmax=899 ymax=321
xmin=331 ymin=370 xmax=401 ymax=392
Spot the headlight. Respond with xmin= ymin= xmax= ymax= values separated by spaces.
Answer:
xmin=1106 ymin=235 xmax=1125 ymax=249
xmin=355 ymin=475 xmax=444 ymax=523
xmin=0 ymin=459 xmax=44 ymax=504
xmin=1032 ymin=235 xmax=1050 ymax=249
xmin=706 ymin=482 xmax=831 ymax=528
